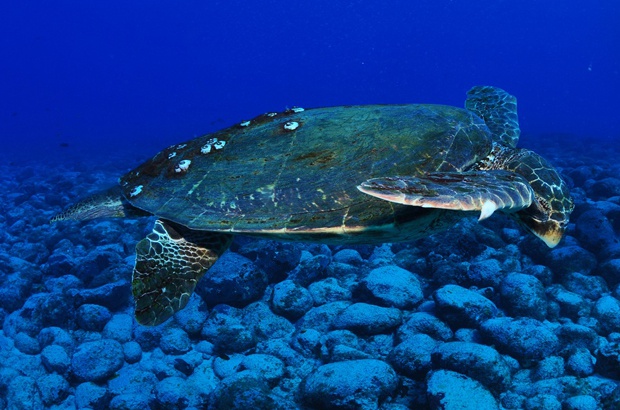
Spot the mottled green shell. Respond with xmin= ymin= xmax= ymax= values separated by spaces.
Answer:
xmin=120 ymin=104 xmax=493 ymax=239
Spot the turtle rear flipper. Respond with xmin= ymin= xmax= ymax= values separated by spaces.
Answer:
xmin=358 ymin=170 xmax=535 ymax=221
xmin=132 ymin=219 xmax=233 ymax=326
xmin=51 ymin=186 xmax=148 ymax=222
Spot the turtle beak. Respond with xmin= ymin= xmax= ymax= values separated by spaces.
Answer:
xmin=516 ymin=215 xmax=566 ymax=248
xmin=513 ymin=185 xmax=573 ymax=248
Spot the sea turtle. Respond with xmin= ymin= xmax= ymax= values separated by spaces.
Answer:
xmin=52 ymin=86 xmax=574 ymax=326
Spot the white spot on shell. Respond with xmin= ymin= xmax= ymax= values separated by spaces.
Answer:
xmin=201 ymin=138 xmax=226 ymax=154
xmin=240 ymin=120 xmax=251 ymax=127
xmin=168 ymin=152 xmax=177 ymax=159
xmin=284 ymin=121 xmax=299 ymax=131
xmin=267 ymin=112 xmax=278 ymax=117
xmin=175 ymin=160 xmax=191 ymax=173
xmin=291 ymin=107 xmax=305 ymax=113
xmin=176 ymin=144 xmax=187 ymax=149
xmin=130 ymin=185 xmax=143 ymax=197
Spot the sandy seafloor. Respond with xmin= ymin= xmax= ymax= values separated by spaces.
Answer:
xmin=1 ymin=134 xmax=620 ymax=410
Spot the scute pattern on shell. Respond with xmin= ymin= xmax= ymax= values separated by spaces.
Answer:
xmin=119 ymin=104 xmax=493 ymax=238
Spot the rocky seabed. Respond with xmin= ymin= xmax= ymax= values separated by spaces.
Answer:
xmin=1 ymin=142 xmax=620 ymax=409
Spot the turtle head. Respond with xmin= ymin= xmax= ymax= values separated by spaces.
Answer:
xmin=505 ymin=149 xmax=574 ymax=248
xmin=465 ymin=86 xmax=573 ymax=246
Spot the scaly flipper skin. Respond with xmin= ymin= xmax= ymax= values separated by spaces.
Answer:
xmin=132 ymin=219 xmax=233 ymax=326
xmin=465 ymin=86 xmax=520 ymax=148
xmin=50 ymin=186 xmax=148 ymax=222
xmin=358 ymin=170 xmax=535 ymax=221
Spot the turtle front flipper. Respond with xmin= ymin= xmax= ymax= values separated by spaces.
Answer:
xmin=358 ymin=170 xmax=535 ymax=221
xmin=132 ymin=219 xmax=233 ymax=326
xmin=465 ymin=86 xmax=520 ymax=148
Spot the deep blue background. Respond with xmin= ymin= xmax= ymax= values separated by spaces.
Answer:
xmin=1 ymin=1 xmax=618 ymax=160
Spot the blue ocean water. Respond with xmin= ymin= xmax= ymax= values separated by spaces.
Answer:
xmin=1 ymin=1 xmax=620 ymax=409
xmin=1 ymin=1 xmax=619 ymax=160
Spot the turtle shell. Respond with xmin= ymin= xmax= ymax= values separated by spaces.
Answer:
xmin=120 ymin=104 xmax=493 ymax=242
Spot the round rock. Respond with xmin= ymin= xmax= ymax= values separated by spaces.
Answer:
xmin=525 ymin=394 xmax=561 ymax=410
xmin=434 ymin=284 xmax=498 ymax=328
xmin=480 ymin=317 xmax=559 ymax=361
xmin=37 ymin=374 xmax=70 ymax=407
xmin=593 ymin=295 xmax=620 ymax=335
xmin=160 ymin=328 xmax=191 ymax=355
xmin=41 ymin=344 xmax=71 ymax=375
xmin=271 ymin=280 xmax=314 ymax=319
xmin=431 ymin=341 xmax=512 ymax=392
xmin=333 ymin=303 xmax=402 ymax=335
xmin=533 ymin=356 xmax=565 ymax=381
xmin=596 ymin=340 xmax=620 ymax=379
xmin=71 ymin=339 xmax=124 ymax=382
xmin=500 ymin=273 xmax=547 ymax=320
xmin=427 ymin=370 xmax=498 ymax=410
xmin=547 ymin=245 xmax=597 ymax=275
xmin=359 ymin=265 xmax=423 ymax=309
xmin=109 ymin=394 xmax=151 ymax=410
xmin=308 ymin=278 xmax=352 ymax=305
xmin=301 ymin=359 xmax=398 ymax=409
xmin=396 ymin=312 xmax=453 ymax=342
xmin=547 ymin=285 xmax=590 ymax=321
xmin=566 ymin=348 xmax=595 ymax=377
xmin=76 ymin=304 xmax=111 ymax=331
xmin=563 ymin=395 xmax=598 ymax=410
xmin=241 ymin=354 xmax=285 ymax=386
xmin=14 ymin=332 xmax=41 ymax=354
xmin=75 ymin=382 xmax=109 ymax=409
xmin=388 ymin=333 xmax=438 ymax=379
xmin=333 ymin=249 xmax=364 ymax=265
xmin=102 ymin=313 xmax=133 ymax=343
xmin=173 ymin=295 xmax=208 ymax=336
xmin=211 ymin=371 xmax=276 ymax=409
xmin=123 ymin=341 xmax=143 ymax=364
xmin=196 ymin=252 xmax=267 ymax=307
xmin=596 ymin=259 xmax=620 ymax=288
xmin=562 ymin=272 xmax=608 ymax=300
xmin=7 ymin=376 xmax=43 ymax=410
